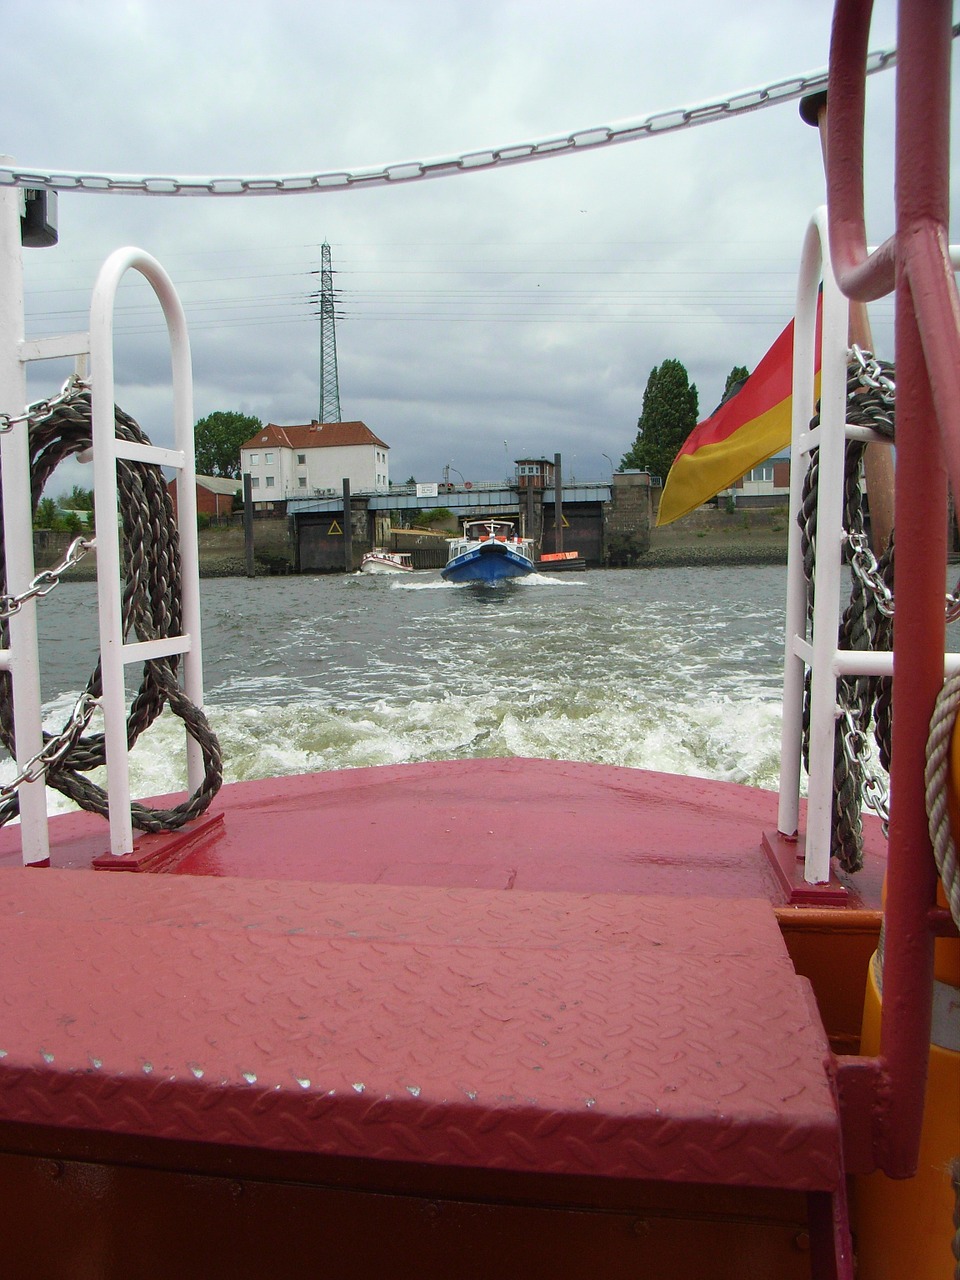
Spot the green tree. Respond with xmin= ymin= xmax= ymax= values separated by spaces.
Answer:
xmin=417 ymin=507 xmax=454 ymax=528
xmin=65 ymin=485 xmax=94 ymax=511
xmin=194 ymin=411 xmax=262 ymax=478
xmin=34 ymin=497 xmax=58 ymax=529
xmin=723 ymin=365 xmax=750 ymax=401
xmin=620 ymin=358 xmax=699 ymax=479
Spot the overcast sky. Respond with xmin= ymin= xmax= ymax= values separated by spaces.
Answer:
xmin=5 ymin=0 xmax=954 ymax=493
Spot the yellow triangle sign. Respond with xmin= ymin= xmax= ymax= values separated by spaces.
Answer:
xmin=328 ymin=519 xmax=343 ymax=535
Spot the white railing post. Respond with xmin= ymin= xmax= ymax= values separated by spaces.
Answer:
xmin=777 ymin=207 xmax=855 ymax=883
xmin=777 ymin=214 xmax=829 ymax=842
xmin=776 ymin=212 xmax=955 ymax=885
xmin=0 ymin=164 xmax=50 ymax=864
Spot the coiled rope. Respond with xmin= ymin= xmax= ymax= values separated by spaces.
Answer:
xmin=0 ymin=378 xmax=222 ymax=831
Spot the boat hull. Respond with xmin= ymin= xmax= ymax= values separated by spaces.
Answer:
xmin=360 ymin=553 xmax=413 ymax=574
xmin=360 ymin=560 xmax=411 ymax=574
xmin=441 ymin=543 xmax=533 ymax=583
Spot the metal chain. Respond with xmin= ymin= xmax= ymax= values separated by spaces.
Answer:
xmin=0 ymin=375 xmax=86 ymax=434
xmin=846 ymin=530 xmax=895 ymax=619
xmin=849 ymin=701 xmax=896 ymax=829
xmin=850 ymin=532 xmax=960 ymax=626
xmin=799 ymin=353 xmax=898 ymax=871
xmin=843 ymin=707 xmax=891 ymax=828
xmin=0 ymin=535 xmax=94 ymax=620
xmin=0 ymin=44 xmax=905 ymax=198
xmin=849 ymin=344 xmax=897 ymax=411
xmin=0 ymin=691 xmax=99 ymax=798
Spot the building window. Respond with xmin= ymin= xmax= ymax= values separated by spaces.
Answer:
xmin=298 ymin=476 xmax=307 ymax=488
xmin=297 ymin=453 xmax=306 ymax=465
xmin=249 ymin=453 xmax=259 ymax=466
xmin=265 ymin=452 xmax=274 ymax=464
xmin=265 ymin=476 xmax=275 ymax=488
xmin=251 ymin=476 xmax=260 ymax=489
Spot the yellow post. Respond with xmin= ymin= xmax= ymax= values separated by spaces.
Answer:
xmin=853 ymin=711 xmax=960 ymax=1279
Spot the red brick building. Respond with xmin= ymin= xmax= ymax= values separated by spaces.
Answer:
xmin=166 ymin=475 xmax=242 ymax=522
xmin=514 ymin=458 xmax=556 ymax=490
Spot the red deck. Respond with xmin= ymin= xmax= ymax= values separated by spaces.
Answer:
xmin=0 ymin=757 xmax=886 ymax=906
xmin=0 ymin=760 xmax=885 ymax=1202
xmin=0 ymin=868 xmax=840 ymax=1192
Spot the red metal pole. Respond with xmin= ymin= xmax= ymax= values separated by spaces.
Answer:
xmin=877 ymin=0 xmax=954 ymax=1180
xmin=826 ymin=0 xmax=958 ymax=1178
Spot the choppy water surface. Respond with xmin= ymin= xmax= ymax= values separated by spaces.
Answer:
xmin=26 ymin=565 xmax=790 ymax=810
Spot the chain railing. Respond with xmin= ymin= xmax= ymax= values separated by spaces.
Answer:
xmin=0 ymin=536 xmax=94 ymax=621
xmin=0 ymin=692 xmax=99 ymax=803
xmin=0 ymin=375 xmax=86 ymax=433
xmin=0 ymin=42 xmax=909 ymax=198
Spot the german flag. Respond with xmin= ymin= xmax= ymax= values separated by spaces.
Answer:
xmin=656 ymin=302 xmax=821 ymax=527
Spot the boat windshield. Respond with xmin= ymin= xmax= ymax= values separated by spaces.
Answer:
xmin=464 ymin=521 xmax=515 ymax=540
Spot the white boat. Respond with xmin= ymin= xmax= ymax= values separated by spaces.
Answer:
xmin=441 ymin=518 xmax=534 ymax=583
xmin=360 ymin=549 xmax=414 ymax=574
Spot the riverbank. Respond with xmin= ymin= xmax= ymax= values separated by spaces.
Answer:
xmin=640 ymin=505 xmax=789 ymax=569
xmin=195 ymin=507 xmax=788 ymax=574
xmin=37 ymin=504 xmax=790 ymax=578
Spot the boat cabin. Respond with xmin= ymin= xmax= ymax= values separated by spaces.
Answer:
xmin=462 ymin=519 xmax=518 ymax=542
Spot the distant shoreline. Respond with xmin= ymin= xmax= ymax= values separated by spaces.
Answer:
xmin=637 ymin=544 xmax=787 ymax=570
xmin=55 ymin=542 xmax=791 ymax=579
xmin=45 ymin=508 xmax=792 ymax=579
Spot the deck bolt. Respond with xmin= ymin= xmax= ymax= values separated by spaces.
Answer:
xmin=793 ymin=1231 xmax=810 ymax=1251
xmin=422 ymin=1202 xmax=440 ymax=1221
xmin=631 ymin=1218 xmax=650 ymax=1237
xmin=46 ymin=1160 xmax=65 ymax=1181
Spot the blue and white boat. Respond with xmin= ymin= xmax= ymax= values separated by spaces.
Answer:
xmin=441 ymin=519 xmax=534 ymax=583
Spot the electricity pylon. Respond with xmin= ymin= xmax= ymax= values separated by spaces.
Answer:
xmin=319 ymin=241 xmax=341 ymax=423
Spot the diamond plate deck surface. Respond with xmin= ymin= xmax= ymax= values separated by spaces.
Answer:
xmin=0 ymin=870 xmax=840 ymax=1191
xmin=0 ymin=759 xmax=887 ymax=906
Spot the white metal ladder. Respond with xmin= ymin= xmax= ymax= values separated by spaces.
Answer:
xmin=0 ymin=166 xmax=205 ymax=863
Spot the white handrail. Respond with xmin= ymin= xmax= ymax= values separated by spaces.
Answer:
xmin=777 ymin=214 xmax=960 ymax=884
xmin=778 ymin=207 xmax=851 ymax=883
xmin=89 ymin=248 xmax=205 ymax=856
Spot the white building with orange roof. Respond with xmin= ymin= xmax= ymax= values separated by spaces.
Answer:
xmin=239 ymin=420 xmax=390 ymax=502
